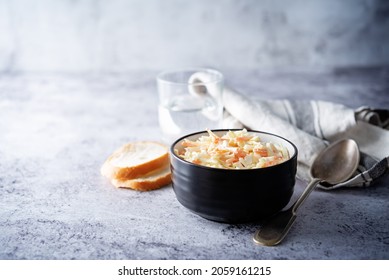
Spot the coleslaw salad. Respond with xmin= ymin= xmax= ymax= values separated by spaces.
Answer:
xmin=177 ymin=129 xmax=290 ymax=169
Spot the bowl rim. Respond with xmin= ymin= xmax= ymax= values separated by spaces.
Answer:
xmin=170 ymin=129 xmax=298 ymax=172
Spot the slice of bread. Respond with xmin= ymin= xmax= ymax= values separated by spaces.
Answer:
xmin=101 ymin=141 xmax=169 ymax=181
xmin=101 ymin=141 xmax=172 ymax=191
xmin=111 ymin=165 xmax=171 ymax=191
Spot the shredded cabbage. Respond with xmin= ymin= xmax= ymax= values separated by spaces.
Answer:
xmin=178 ymin=129 xmax=290 ymax=169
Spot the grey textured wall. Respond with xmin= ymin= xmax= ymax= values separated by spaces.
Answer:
xmin=0 ymin=0 xmax=388 ymax=72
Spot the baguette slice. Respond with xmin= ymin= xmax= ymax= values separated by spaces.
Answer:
xmin=111 ymin=165 xmax=171 ymax=191
xmin=101 ymin=141 xmax=169 ymax=181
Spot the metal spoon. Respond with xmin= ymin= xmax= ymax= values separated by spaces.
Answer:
xmin=253 ymin=138 xmax=360 ymax=246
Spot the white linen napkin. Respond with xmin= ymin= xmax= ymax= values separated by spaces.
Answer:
xmin=189 ymin=72 xmax=389 ymax=189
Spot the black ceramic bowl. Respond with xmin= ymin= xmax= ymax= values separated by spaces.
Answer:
xmin=170 ymin=129 xmax=298 ymax=223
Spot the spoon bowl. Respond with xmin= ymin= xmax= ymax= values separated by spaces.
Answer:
xmin=311 ymin=139 xmax=360 ymax=185
xmin=253 ymin=138 xmax=359 ymax=246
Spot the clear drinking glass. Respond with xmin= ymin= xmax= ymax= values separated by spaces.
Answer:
xmin=157 ymin=68 xmax=224 ymax=144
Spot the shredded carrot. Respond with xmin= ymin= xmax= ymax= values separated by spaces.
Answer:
xmin=182 ymin=140 xmax=199 ymax=147
xmin=254 ymin=148 xmax=268 ymax=157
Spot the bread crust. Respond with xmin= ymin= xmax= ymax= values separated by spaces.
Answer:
xmin=101 ymin=141 xmax=169 ymax=181
xmin=111 ymin=168 xmax=172 ymax=191
xmin=101 ymin=141 xmax=172 ymax=191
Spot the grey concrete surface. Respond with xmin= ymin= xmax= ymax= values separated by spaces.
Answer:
xmin=1 ymin=0 xmax=388 ymax=72
xmin=0 ymin=68 xmax=388 ymax=259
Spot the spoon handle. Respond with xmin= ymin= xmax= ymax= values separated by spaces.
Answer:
xmin=253 ymin=178 xmax=322 ymax=246
xmin=292 ymin=178 xmax=321 ymax=214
